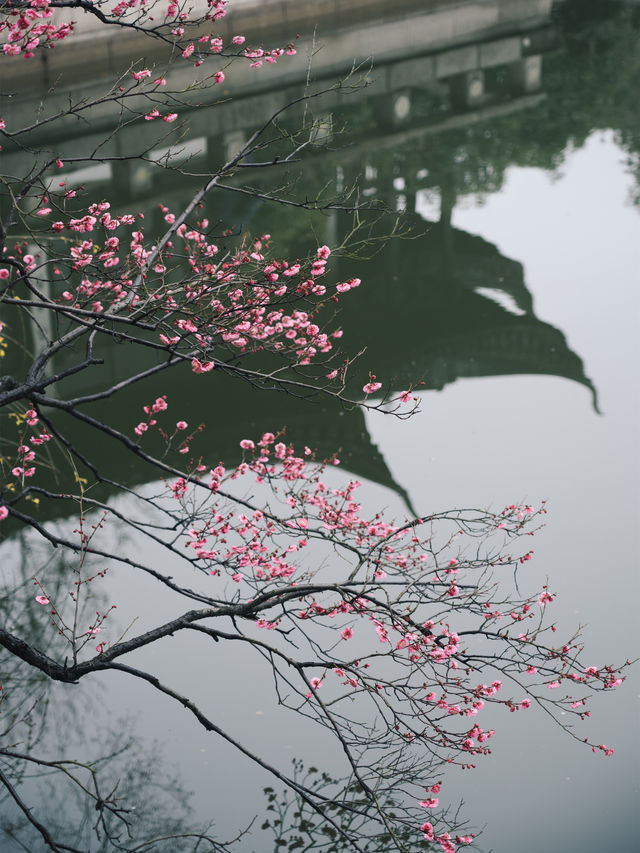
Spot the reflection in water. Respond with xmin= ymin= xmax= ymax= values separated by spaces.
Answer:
xmin=259 ymin=759 xmax=467 ymax=853
xmin=332 ymin=216 xmax=599 ymax=407
xmin=1 ymin=501 xmax=479 ymax=852
xmin=0 ymin=541 xmax=200 ymax=852
xmin=1 ymin=0 xmax=639 ymax=849
xmin=2 ymin=0 xmax=626 ymax=512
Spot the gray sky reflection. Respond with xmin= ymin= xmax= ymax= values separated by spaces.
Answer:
xmin=366 ymin=130 xmax=640 ymax=853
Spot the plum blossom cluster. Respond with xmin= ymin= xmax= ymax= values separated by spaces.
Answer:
xmin=1 ymin=0 xmax=74 ymax=58
xmin=168 ymin=430 xmax=321 ymax=576
xmin=180 ymin=37 xmax=296 ymax=70
xmin=0 ymin=0 xmax=293 ymax=69
xmin=2 ymin=212 xmax=367 ymax=379
xmin=418 ymin=783 xmax=474 ymax=851
xmin=150 ymin=432 xmax=625 ymax=844
xmin=132 ymin=395 xmax=199 ymax=455
xmin=164 ymin=430 xmax=623 ymax=726
xmin=0 ymin=350 xmax=624 ymax=851
xmin=159 ymin=234 xmax=346 ymax=367
xmin=0 ymin=407 xmax=52 ymax=520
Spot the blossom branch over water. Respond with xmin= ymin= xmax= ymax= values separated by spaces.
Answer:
xmin=0 ymin=1 xmax=631 ymax=850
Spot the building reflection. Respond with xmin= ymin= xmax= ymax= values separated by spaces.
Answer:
xmin=5 ymin=0 xmax=633 ymax=514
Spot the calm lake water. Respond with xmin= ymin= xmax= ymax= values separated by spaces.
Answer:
xmin=1 ymin=0 xmax=639 ymax=850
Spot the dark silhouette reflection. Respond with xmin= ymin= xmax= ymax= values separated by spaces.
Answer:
xmin=0 ymin=3 xmax=637 ymax=850
xmin=0 ymin=540 xmax=204 ymax=852
xmin=3 ymin=0 xmax=637 ymax=521
xmin=332 ymin=215 xmax=599 ymax=410
xmin=259 ymin=759 xmax=468 ymax=853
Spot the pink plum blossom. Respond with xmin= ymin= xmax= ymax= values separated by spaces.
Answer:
xmin=191 ymin=358 xmax=215 ymax=373
xmin=363 ymin=377 xmax=382 ymax=394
